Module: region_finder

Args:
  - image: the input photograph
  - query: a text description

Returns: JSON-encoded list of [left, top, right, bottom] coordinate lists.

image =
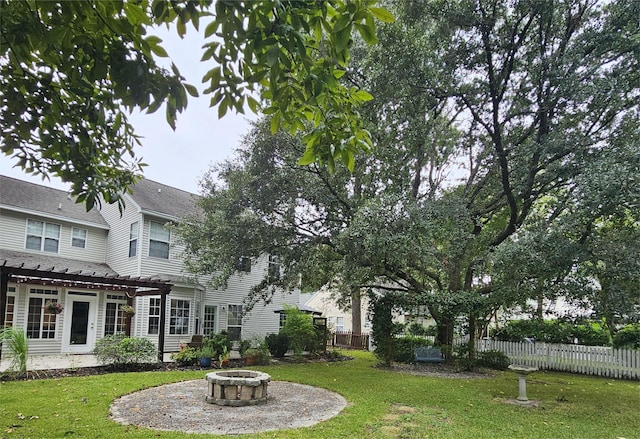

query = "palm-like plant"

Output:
[[0, 326, 29, 375]]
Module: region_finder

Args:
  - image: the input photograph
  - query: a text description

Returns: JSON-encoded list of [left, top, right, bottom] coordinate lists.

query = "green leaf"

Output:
[[369, 7, 395, 23], [184, 83, 199, 98], [355, 22, 377, 45], [353, 89, 374, 102], [298, 147, 317, 166]]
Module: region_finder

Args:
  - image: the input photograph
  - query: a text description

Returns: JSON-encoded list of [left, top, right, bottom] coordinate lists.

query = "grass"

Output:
[[0, 350, 638, 438]]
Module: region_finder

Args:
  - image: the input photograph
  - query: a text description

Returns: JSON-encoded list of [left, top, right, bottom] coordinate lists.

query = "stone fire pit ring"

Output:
[[205, 370, 271, 406]]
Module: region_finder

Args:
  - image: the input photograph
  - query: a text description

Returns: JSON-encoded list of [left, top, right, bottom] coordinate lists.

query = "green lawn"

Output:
[[1, 351, 638, 438]]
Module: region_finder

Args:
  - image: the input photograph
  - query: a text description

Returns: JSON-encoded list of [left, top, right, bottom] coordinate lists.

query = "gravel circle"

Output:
[[110, 379, 348, 435]]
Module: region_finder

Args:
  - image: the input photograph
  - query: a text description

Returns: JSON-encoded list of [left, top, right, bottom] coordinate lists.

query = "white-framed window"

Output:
[[104, 295, 127, 335], [149, 221, 170, 259], [202, 305, 217, 337], [237, 257, 251, 273], [169, 299, 189, 334], [71, 227, 87, 248], [25, 219, 60, 253], [26, 289, 59, 339], [268, 254, 280, 282], [129, 222, 138, 257], [4, 287, 16, 327], [336, 317, 345, 332], [148, 298, 161, 335], [227, 304, 243, 341]]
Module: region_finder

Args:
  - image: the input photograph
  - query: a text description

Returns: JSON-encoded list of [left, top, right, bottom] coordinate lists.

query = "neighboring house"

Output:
[[302, 290, 373, 334], [0, 176, 298, 359]]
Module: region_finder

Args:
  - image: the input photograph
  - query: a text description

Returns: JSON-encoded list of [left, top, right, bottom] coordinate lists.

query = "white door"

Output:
[[63, 292, 98, 353]]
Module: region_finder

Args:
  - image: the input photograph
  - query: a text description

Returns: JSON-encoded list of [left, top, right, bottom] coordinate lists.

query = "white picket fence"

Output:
[[477, 339, 640, 380]]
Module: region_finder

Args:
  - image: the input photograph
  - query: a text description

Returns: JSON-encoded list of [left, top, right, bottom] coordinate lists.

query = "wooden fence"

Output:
[[477, 339, 640, 380], [332, 331, 370, 350]]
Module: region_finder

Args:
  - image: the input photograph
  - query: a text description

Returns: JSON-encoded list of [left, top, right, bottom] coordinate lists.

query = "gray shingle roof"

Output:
[[0, 176, 108, 227], [128, 178, 198, 219], [0, 249, 118, 276]]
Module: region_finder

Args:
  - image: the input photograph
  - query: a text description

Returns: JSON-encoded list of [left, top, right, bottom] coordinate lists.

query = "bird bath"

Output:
[[508, 365, 537, 404]]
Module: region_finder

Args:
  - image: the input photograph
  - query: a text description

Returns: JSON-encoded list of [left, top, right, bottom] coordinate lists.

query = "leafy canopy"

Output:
[[0, 0, 391, 209]]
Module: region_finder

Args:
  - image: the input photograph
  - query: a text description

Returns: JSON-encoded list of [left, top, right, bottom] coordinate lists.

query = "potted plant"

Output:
[[119, 304, 136, 317], [198, 345, 215, 368], [218, 346, 230, 368], [44, 300, 63, 314], [243, 347, 270, 366]]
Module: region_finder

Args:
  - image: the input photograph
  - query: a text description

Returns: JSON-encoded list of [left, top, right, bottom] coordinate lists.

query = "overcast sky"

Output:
[[0, 23, 254, 195]]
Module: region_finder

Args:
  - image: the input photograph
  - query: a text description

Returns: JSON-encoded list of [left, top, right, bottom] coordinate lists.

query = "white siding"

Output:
[[100, 197, 142, 276], [0, 209, 108, 263]]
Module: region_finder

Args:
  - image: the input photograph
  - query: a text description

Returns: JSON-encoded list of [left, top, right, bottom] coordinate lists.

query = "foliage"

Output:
[[280, 306, 318, 354], [612, 324, 640, 350], [205, 331, 233, 360], [198, 345, 215, 359], [44, 300, 63, 314], [205, 1, 394, 173], [392, 336, 432, 364], [119, 304, 136, 316], [238, 339, 251, 356], [493, 320, 611, 346], [0, 326, 28, 375], [265, 332, 290, 358], [243, 347, 270, 366], [1, 351, 639, 439], [371, 295, 404, 366], [476, 350, 511, 371], [1, 0, 391, 209], [92, 333, 157, 366], [406, 322, 429, 337], [170, 345, 199, 366]]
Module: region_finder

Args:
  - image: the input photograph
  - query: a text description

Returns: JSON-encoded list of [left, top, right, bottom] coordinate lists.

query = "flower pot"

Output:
[[200, 357, 212, 368]]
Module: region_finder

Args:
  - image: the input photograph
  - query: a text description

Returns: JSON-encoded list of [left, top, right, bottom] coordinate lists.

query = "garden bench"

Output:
[[414, 346, 445, 368]]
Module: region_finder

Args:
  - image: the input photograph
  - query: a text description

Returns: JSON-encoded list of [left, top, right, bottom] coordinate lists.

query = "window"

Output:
[[227, 304, 243, 341], [202, 305, 217, 337], [129, 222, 138, 257], [149, 221, 170, 259], [26, 219, 60, 253], [336, 317, 345, 332], [148, 298, 161, 335], [169, 299, 189, 334], [26, 289, 59, 339], [104, 300, 127, 336], [268, 254, 280, 282], [237, 257, 251, 273], [71, 227, 87, 248], [4, 289, 16, 327]]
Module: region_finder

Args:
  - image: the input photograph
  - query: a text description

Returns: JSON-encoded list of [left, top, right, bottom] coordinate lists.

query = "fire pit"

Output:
[[205, 370, 271, 406]]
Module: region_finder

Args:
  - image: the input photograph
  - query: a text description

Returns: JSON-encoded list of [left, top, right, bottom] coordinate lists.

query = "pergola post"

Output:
[[0, 270, 9, 362], [158, 286, 170, 362]]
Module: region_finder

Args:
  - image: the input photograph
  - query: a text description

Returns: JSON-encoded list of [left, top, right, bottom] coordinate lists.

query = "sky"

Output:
[[0, 23, 255, 195]]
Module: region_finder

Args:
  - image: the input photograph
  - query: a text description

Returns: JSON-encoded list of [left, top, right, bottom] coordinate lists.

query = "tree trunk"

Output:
[[350, 286, 362, 334], [436, 316, 455, 361]]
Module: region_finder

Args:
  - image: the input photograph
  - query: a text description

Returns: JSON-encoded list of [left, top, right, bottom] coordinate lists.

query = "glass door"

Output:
[[63, 292, 98, 353]]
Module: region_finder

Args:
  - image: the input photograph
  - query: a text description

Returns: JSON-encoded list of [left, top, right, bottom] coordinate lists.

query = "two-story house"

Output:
[[0, 175, 298, 359]]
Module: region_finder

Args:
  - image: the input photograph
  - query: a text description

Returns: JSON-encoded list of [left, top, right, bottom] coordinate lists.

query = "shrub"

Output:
[[93, 334, 157, 366], [266, 332, 289, 357], [406, 322, 429, 337], [612, 324, 640, 350], [493, 320, 571, 344], [171, 345, 199, 366], [0, 326, 28, 375], [477, 350, 511, 370], [392, 335, 432, 363], [571, 322, 610, 346], [280, 306, 317, 354], [205, 331, 233, 359]]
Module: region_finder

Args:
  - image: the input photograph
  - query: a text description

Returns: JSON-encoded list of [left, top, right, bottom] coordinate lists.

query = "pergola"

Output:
[[0, 260, 173, 362]]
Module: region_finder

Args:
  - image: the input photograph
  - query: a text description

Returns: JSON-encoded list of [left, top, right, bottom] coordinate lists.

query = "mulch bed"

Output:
[[0, 353, 353, 382]]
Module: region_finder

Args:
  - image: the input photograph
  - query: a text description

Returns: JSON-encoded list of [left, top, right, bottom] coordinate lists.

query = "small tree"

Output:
[[280, 307, 317, 355]]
